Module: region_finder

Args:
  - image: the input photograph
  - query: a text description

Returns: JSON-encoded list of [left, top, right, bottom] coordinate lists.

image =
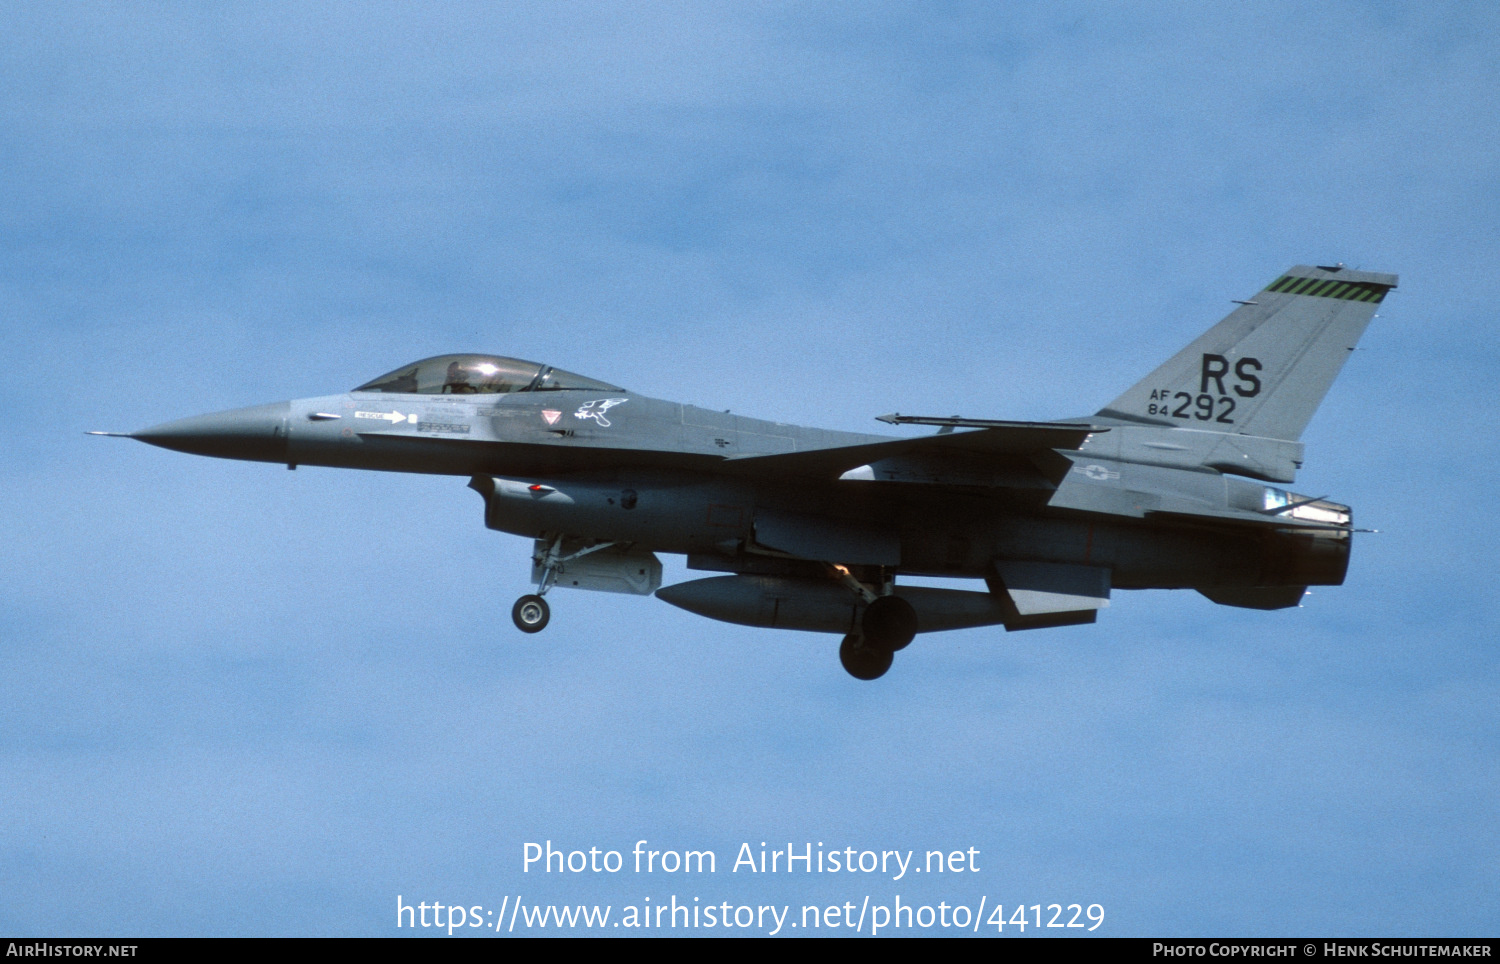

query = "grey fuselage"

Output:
[[134, 385, 1344, 596]]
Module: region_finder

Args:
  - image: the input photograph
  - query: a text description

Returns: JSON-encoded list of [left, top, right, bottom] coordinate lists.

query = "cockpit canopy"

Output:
[[353, 354, 624, 395]]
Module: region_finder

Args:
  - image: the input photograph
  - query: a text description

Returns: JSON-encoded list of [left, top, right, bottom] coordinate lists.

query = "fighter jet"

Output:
[[96, 264, 1394, 679]]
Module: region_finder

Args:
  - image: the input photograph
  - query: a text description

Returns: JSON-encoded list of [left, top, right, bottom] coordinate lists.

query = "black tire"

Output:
[[512, 594, 550, 633], [861, 595, 918, 652], [839, 634, 894, 680]]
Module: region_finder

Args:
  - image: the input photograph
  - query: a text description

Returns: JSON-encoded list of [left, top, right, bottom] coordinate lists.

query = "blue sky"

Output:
[[2, 2, 1496, 937]]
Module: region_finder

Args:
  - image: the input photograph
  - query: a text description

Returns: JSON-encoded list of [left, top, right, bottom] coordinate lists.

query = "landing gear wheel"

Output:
[[862, 595, 918, 652], [512, 594, 550, 633], [840, 634, 894, 681]]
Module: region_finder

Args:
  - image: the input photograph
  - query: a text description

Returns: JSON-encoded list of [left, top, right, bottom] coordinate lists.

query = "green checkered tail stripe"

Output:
[[1266, 275, 1391, 302]]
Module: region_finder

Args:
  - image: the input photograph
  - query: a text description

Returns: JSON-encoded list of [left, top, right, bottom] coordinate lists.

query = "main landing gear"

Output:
[[830, 566, 919, 680], [839, 634, 894, 680], [861, 594, 917, 652]]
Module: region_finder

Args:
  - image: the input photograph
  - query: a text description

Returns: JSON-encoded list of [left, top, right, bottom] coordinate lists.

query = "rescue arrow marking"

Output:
[[354, 411, 417, 423]]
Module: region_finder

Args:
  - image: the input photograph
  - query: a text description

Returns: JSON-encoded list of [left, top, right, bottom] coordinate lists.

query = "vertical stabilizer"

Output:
[[1098, 265, 1396, 441]]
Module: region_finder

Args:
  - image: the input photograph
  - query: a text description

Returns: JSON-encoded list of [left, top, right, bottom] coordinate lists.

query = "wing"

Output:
[[718, 420, 1105, 481]]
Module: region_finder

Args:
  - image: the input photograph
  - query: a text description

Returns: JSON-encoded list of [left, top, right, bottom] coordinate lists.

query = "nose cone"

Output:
[[133, 401, 291, 463]]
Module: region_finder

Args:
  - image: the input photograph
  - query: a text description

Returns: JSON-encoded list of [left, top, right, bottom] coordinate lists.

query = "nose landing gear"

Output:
[[511, 594, 550, 633], [511, 533, 563, 634]]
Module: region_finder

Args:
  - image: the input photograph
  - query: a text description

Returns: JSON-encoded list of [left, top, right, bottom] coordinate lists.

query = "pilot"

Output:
[[442, 361, 474, 394]]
